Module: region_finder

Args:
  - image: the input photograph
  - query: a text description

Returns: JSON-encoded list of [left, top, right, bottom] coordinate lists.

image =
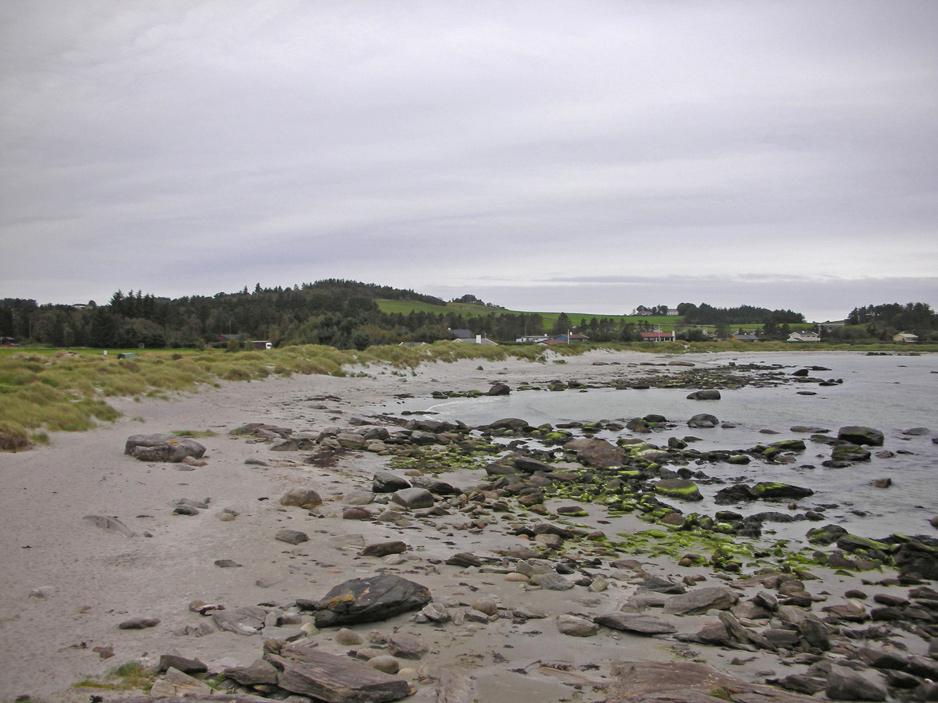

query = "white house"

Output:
[[787, 331, 820, 343], [893, 332, 919, 343]]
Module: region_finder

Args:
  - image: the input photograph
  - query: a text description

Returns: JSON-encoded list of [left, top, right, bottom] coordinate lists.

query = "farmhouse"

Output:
[[632, 306, 655, 316], [639, 330, 675, 342], [732, 332, 759, 342], [893, 332, 919, 343], [787, 331, 820, 343]]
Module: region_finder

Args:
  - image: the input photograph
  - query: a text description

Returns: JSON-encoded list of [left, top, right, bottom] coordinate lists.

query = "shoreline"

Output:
[[0, 349, 934, 702]]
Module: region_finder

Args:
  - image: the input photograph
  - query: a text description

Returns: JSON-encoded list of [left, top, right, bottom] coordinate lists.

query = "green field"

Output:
[[376, 299, 813, 332]]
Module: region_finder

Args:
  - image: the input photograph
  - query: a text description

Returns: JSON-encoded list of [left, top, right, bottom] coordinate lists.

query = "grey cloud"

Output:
[[1, 1, 937, 312]]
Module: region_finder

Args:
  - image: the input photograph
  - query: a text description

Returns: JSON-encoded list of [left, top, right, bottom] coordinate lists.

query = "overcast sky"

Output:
[[1, 1, 936, 321]]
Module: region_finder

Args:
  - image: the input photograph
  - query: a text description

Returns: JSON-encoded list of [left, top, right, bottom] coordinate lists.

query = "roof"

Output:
[[449, 328, 474, 339], [639, 331, 673, 339]]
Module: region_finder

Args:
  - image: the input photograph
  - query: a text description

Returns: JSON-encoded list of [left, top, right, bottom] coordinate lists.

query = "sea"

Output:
[[378, 352, 938, 542]]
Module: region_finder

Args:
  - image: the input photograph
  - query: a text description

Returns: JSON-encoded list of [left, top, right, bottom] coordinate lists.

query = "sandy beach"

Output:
[[0, 350, 934, 702]]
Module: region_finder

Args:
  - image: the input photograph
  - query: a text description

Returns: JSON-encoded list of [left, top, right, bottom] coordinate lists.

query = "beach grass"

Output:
[[1, 340, 934, 451]]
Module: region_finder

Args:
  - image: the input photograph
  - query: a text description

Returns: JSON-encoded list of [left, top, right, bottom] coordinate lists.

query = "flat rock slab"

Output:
[[212, 606, 267, 635], [608, 661, 816, 702], [314, 574, 432, 627], [664, 586, 739, 615], [594, 613, 677, 635], [276, 529, 310, 545], [269, 641, 410, 702], [564, 437, 625, 467]]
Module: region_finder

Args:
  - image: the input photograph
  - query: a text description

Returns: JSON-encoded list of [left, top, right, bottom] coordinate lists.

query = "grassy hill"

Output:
[[375, 299, 812, 333]]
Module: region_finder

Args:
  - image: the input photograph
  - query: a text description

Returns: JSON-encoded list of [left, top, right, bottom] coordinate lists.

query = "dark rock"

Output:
[[446, 552, 482, 568], [837, 426, 885, 446], [387, 633, 427, 659], [487, 382, 511, 396], [831, 443, 872, 463], [753, 482, 813, 500], [372, 471, 410, 493], [686, 390, 721, 400], [118, 616, 160, 629], [687, 413, 719, 428], [594, 612, 676, 635], [806, 524, 848, 546], [514, 455, 554, 473], [361, 541, 407, 557], [343, 507, 373, 520], [125, 434, 206, 463], [714, 484, 757, 504], [895, 537, 938, 581], [640, 575, 686, 594], [313, 574, 431, 627], [776, 673, 828, 695]]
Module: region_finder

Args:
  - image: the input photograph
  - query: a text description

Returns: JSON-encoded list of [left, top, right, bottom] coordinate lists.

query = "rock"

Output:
[[361, 541, 407, 558], [276, 529, 310, 545], [212, 606, 267, 635], [368, 655, 400, 674], [831, 443, 872, 463], [687, 413, 719, 429], [446, 552, 483, 568], [664, 586, 739, 615], [826, 666, 887, 701], [313, 574, 431, 627], [837, 426, 885, 446], [390, 487, 434, 509], [608, 660, 817, 702], [149, 667, 212, 698], [557, 614, 598, 637], [714, 484, 757, 504], [224, 658, 279, 686], [775, 673, 829, 695], [343, 507, 373, 520], [487, 382, 511, 396], [372, 471, 410, 493], [686, 389, 721, 400], [280, 489, 323, 510], [335, 628, 364, 646], [387, 633, 427, 659], [752, 482, 813, 500], [564, 437, 625, 467], [158, 654, 207, 674], [594, 613, 676, 635], [82, 514, 136, 537], [472, 597, 499, 616], [654, 478, 702, 501], [268, 640, 410, 702], [514, 455, 554, 473], [531, 572, 573, 591], [214, 559, 241, 568], [870, 478, 892, 488], [118, 616, 160, 629], [124, 433, 206, 463], [806, 523, 848, 545], [640, 575, 686, 594], [894, 537, 938, 581]]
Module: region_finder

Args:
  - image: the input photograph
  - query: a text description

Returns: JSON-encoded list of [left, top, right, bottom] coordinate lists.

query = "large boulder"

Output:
[[564, 438, 624, 467], [487, 382, 511, 396], [687, 414, 719, 429], [280, 489, 323, 510], [664, 586, 739, 615], [313, 574, 432, 627], [390, 487, 434, 509], [372, 471, 410, 493], [837, 426, 885, 446], [124, 434, 206, 463], [826, 666, 887, 701], [268, 640, 410, 702]]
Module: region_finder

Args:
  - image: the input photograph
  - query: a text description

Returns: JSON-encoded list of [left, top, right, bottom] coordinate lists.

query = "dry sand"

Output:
[[0, 350, 923, 702]]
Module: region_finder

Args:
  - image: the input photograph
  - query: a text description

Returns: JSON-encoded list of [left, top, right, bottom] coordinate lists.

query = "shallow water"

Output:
[[380, 352, 938, 541]]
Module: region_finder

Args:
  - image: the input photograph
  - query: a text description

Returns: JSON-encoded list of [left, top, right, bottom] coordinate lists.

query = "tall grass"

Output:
[[1, 340, 933, 451]]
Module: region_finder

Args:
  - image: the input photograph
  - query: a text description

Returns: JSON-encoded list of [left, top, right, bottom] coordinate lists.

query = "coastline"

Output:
[[0, 349, 934, 702]]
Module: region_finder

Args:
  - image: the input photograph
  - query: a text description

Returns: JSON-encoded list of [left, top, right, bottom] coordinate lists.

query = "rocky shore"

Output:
[[0, 351, 935, 703]]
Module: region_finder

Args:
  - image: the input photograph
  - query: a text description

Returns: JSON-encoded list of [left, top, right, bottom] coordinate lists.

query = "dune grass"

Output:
[[1, 340, 933, 451]]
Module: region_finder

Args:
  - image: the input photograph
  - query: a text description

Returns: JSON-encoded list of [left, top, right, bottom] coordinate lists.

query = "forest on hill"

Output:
[[0, 279, 934, 349]]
